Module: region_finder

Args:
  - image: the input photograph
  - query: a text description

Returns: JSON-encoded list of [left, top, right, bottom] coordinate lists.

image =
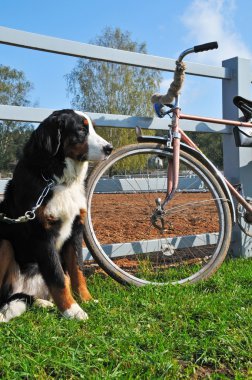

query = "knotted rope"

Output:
[[151, 61, 186, 105]]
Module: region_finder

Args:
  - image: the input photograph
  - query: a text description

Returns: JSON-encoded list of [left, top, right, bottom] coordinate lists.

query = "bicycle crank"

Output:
[[237, 200, 252, 237], [150, 198, 165, 232], [151, 197, 175, 233]]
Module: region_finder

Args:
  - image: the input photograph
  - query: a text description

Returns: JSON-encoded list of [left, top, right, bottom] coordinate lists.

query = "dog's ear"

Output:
[[24, 110, 76, 159], [38, 113, 64, 156], [30, 111, 72, 156]]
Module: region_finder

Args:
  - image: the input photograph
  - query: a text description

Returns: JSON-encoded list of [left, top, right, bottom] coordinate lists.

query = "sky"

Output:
[[0, 0, 252, 118]]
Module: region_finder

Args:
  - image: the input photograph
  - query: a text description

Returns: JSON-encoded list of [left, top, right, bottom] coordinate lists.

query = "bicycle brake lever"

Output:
[[154, 103, 164, 118], [153, 103, 172, 118]]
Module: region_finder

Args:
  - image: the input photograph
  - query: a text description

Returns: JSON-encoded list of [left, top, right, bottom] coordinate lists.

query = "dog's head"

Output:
[[31, 109, 113, 162]]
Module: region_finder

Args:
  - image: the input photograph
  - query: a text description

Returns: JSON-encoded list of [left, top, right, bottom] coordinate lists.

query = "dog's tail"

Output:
[[0, 293, 34, 323]]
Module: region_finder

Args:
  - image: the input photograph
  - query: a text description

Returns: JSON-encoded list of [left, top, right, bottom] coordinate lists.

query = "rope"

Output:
[[151, 61, 186, 105]]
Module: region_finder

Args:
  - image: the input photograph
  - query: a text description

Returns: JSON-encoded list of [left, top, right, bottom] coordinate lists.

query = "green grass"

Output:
[[1, 258, 252, 379]]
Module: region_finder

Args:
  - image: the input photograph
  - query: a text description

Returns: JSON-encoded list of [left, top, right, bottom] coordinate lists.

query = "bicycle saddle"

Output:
[[233, 96, 252, 121]]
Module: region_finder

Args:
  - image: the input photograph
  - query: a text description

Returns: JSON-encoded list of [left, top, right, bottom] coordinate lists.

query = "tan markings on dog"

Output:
[[73, 268, 92, 302], [62, 244, 92, 302], [64, 140, 88, 161], [0, 240, 16, 288], [36, 206, 59, 230], [49, 275, 76, 312], [79, 208, 87, 225], [83, 118, 89, 126]]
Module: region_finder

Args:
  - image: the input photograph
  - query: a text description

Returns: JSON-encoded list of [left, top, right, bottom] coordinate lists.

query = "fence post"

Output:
[[222, 57, 252, 257]]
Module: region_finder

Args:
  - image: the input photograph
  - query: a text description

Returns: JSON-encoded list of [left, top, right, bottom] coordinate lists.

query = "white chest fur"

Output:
[[44, 158, 88, 251]]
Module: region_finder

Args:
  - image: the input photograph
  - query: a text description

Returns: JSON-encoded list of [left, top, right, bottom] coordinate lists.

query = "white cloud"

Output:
[[181, 0, 252, 65]]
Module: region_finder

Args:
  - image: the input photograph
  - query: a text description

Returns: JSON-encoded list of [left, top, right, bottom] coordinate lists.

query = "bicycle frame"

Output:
[[167, 94, 252, 215], [83, 41, 251, 286]]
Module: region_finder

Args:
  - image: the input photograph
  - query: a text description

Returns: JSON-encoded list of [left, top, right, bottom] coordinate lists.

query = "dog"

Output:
[[0, 109, 113, 322]]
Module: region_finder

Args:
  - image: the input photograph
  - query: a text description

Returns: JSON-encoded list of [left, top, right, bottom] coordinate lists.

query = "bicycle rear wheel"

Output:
[[83, 143, 232, 286]]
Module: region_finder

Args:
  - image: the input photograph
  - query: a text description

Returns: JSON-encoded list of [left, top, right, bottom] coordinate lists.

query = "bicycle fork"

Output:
[[151, 107, 181, 232]]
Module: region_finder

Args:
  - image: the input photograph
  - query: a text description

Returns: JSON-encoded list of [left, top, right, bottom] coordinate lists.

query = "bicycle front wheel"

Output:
[[83, 143, 232, 286]]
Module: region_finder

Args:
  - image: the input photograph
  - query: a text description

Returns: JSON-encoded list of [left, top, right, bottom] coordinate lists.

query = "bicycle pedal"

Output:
[[161, 243, 175, 256]]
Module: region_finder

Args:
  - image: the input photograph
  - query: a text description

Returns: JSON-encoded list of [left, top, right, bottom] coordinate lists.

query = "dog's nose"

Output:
[[103, 144, 113, 156]]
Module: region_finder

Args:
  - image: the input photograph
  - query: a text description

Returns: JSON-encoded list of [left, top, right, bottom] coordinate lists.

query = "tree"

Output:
[[187, 132, 223, 169], [0, 65, 33, 174], [66, 28, 222, 173], [66, 27, 161, 149]]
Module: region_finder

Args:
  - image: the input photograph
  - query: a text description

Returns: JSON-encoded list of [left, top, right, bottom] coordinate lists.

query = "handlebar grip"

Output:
[[194, 42, 218, 53]]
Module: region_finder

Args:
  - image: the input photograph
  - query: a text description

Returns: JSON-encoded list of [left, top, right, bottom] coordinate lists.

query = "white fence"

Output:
[[0, 179, 8, 196], [93, 175, 204, 193], [0, 175, 204, 197], [0, 26, 252, 256]]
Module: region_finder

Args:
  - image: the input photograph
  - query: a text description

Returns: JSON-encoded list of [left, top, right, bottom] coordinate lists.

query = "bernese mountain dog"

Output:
[[0, 109, 113, 322]]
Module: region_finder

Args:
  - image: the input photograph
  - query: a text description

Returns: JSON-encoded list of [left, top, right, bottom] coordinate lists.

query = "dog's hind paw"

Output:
[[62, 303, 88, 321], [0, 312, 6, 323], [34, 299, 54, 308]]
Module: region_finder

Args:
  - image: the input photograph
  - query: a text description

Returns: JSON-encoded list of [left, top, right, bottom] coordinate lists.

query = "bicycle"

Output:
[[83, 42, 252, 286]]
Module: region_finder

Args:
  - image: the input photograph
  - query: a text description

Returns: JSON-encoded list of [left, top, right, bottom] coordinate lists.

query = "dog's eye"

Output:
[[78, 126, 88, 136]]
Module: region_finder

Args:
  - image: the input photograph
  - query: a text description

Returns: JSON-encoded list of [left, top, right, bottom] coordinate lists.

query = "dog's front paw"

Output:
[[62, 303, 88, 321]]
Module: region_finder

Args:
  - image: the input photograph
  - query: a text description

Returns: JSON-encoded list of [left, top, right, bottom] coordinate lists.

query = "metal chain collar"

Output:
[[0, 178, 55, 224]]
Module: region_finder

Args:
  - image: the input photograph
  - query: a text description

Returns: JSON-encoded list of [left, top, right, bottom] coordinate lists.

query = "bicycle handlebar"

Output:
[[193, 41, 218, 53], [178, 41, 218, 62], [151, 41, 219, 113]]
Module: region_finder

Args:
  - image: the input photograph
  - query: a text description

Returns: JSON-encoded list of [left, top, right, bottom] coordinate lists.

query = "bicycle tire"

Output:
[[83, 143, 232, 286]]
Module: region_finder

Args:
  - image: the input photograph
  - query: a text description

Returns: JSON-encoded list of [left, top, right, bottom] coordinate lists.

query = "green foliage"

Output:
[[0, 65, 33, 174], [66, 28, 224, 169], [0, 65, 32, 107], [0, 258, 252, 379], [66, 27, 161, 149], [0, 122, 33, 172], [187, 132, 223, 169]]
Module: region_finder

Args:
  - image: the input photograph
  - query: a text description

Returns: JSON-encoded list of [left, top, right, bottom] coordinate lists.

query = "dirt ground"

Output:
[[87, 192, 219, 245]]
